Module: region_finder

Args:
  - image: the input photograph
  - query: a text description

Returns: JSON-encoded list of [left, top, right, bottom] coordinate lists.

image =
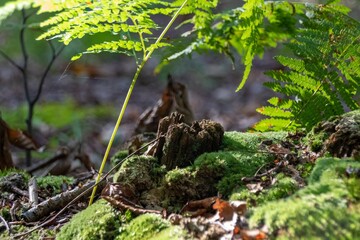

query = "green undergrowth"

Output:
[[37, 175, 74, 194], [57, 199, 125, 240], [0, 168, 30, 180], [249, 157, 360, 239], [115, 214, 171, 240]]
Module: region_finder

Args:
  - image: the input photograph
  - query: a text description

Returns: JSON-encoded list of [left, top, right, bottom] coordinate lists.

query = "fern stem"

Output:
[[88, 0, 189, 205], [130, 16, 146, 60]]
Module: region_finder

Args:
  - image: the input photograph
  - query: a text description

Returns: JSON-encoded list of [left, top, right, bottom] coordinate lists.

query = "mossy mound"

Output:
[[221, 131, 288, 151], [113, 155, 166, 192], [249, 157, 360, 239], [57, 199, 122, 240], [161, 131, 288, 207], [115, 213, 169, 240]]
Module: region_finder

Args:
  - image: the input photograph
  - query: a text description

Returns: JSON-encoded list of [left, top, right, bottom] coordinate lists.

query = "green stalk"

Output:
[[89, 0, 188, 205]]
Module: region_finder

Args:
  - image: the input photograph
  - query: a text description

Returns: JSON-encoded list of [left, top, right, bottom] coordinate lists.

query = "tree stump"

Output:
[[152, 112, 224, 170]]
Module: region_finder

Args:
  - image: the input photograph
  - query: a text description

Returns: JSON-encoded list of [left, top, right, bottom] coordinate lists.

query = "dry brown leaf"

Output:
[[0, 118, 38, 150], [212, 198, 235, 221]]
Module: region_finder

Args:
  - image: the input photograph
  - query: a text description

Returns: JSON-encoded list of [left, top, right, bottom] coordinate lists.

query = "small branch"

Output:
[[28, 177, 39, 206], [0, 49, 23, 71], [20, 9, 30, 103], [0, 215, 11, 235], [31, 42, 65, 105], [22, 179, 106, 222]]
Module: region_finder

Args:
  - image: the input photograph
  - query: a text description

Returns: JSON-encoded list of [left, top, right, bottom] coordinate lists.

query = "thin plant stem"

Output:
[[88, 0, 189, 205]]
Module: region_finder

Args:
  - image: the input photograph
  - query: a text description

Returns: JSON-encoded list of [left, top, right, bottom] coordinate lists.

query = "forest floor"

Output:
[[0, 49, 359, 239]]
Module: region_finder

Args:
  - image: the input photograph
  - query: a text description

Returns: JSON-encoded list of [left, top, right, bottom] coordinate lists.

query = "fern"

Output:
[[35, 0, 177, 61], [164, 0, 306, 90], [254, 3, 360, 131]]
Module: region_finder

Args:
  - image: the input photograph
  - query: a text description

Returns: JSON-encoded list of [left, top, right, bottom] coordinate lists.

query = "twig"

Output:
[[0, 215, 11, 235], [0, 49, 22, 71], [28, 177, 39, 206], [22, 179, 106, 222], [12, 135, 163, 239], [241, 164, 281, 183]]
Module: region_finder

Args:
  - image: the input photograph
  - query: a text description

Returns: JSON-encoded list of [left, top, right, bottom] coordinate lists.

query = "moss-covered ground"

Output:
[[2, 119, 359, 239]]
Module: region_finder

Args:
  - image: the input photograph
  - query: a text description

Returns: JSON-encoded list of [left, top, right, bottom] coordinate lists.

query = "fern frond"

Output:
[[256, 6, 360, 131], [253, 118, 297, 132], [37, 0, 175, 61], [164, 0, 312, 91]]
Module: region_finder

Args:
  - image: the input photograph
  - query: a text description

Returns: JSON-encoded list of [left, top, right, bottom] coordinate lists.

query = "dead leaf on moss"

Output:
[[212, 198, 235, 221]]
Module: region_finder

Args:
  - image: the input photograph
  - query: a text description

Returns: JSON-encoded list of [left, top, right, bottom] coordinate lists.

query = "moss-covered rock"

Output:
[[113, 155, 165, 192], [160, 131, 289, 208], [221, 131, 288, 151], [304, 110, 360, 157], [249, 157, 360, 239], [57, 199, 122, 240]]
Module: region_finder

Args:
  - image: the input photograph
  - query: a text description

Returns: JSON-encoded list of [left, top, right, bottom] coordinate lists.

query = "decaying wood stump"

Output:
[[152, 112, 224, 170]]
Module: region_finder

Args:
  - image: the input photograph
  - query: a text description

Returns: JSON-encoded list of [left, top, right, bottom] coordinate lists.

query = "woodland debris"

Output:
[[152, 112, 224, 170], [28, 177, 39, 206], [22, 180, 106, 222], [0, 173, 29, 197], [134, 75, 194, 134]]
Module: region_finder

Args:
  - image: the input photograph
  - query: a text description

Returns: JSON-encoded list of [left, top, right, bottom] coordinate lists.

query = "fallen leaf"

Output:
[[212, 198, 234, 221], [0, 118, 38, 150]]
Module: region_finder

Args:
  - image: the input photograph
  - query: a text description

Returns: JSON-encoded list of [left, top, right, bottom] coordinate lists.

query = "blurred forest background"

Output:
[[0, 0, 359, 168]]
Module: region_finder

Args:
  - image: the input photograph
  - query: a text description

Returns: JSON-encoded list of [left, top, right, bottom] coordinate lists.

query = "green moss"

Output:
[[309, 157, 360, 184], [164, 167, 194, 184], [111, 150, 129, 166], [37, 175, 74, 194], [57, 199, 122, 240], [0, 168, 30, 181], [249, 157, 360, 239], [221, 131, 287, 151], [194, 150, 276, 196], [115, 214, 171, 240], [150, 225, 191, 240], [113, 155, 162, 191]]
